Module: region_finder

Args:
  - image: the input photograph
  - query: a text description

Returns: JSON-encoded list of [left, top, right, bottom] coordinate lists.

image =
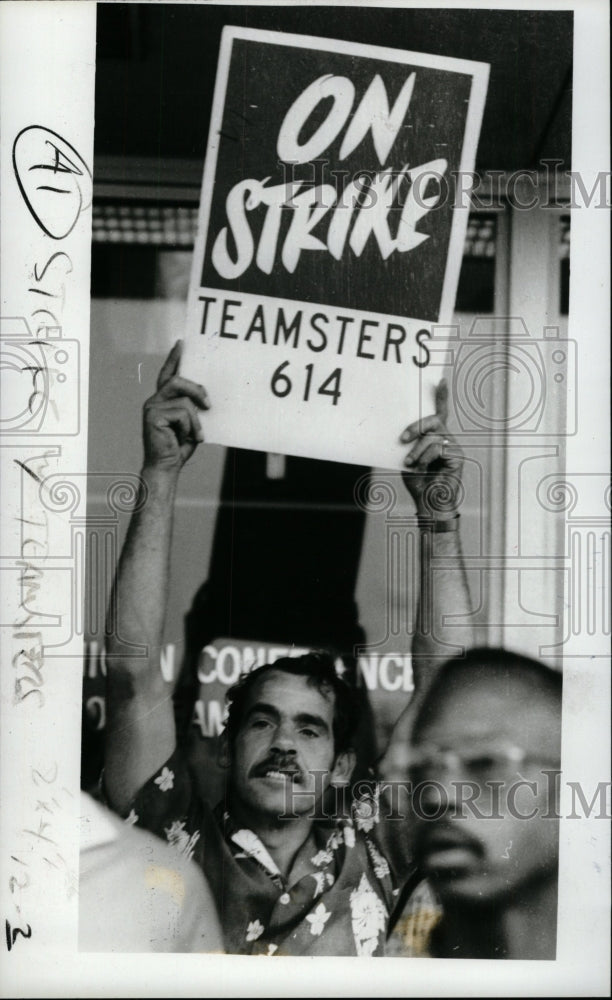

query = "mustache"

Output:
[[249, 753, 305, 783]]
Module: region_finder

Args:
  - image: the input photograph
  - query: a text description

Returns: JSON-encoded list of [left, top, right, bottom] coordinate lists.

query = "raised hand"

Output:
[[400, 378, 464, 520], [143, 340, 210, 473]]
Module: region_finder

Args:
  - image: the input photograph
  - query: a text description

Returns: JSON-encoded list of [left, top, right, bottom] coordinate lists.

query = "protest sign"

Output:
[[183, 27, 489, 468]]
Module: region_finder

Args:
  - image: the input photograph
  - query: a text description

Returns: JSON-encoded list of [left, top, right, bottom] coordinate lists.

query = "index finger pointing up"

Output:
[[435, 377, 449, 424], [157, 339, 182, 390]]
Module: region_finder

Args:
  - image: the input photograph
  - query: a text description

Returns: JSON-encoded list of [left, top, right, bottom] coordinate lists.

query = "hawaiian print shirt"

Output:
[[385, 879, 443, 957], [125, 748, 420, 956]]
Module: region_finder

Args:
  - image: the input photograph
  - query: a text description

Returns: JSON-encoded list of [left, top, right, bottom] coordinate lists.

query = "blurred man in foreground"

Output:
[[80, 792, 223, 952], [386, 648, 562, 959]]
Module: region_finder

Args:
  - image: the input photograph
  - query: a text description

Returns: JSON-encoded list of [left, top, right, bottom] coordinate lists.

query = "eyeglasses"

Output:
[[407, 741, 561, 783]]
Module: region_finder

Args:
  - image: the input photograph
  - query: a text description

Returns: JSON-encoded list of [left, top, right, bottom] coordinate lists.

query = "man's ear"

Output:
[[330, 749, 356, 787], [217, 731, 231, 769]]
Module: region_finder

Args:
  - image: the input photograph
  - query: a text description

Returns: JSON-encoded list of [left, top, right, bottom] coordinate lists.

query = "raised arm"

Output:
[[104, 342, 209, 813], [381, 380, 474, 776]]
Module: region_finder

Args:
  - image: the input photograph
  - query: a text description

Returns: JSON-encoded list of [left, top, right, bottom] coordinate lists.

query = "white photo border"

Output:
[[0, 0, 609, 996]]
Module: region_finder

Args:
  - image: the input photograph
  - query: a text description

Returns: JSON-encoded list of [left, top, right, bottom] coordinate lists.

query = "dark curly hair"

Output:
[[224, 651, 358, 756]]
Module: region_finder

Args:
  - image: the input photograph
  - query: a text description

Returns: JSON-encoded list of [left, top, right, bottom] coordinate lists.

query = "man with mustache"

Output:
[[386, 648, 562, 959], [103, 341, 472, 955]]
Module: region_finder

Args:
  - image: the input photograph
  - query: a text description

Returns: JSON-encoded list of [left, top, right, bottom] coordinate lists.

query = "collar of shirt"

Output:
[[215, 805, 352, 892]]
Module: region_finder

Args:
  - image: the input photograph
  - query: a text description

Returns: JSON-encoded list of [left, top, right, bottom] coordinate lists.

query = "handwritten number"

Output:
[[5, 920, 32, 952], [12, 125, 92, 239], [49, 141, 84, 177]]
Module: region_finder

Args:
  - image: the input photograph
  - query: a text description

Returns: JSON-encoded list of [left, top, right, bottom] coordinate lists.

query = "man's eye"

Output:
[[300, 728, 319, 738], [251, 719, 271, 730]]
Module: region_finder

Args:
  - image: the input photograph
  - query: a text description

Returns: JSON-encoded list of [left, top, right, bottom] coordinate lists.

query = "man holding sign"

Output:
[[103, 341, 473, 955]]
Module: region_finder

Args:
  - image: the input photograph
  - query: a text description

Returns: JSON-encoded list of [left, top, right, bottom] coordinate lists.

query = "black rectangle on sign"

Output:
[[200, 36, 474, 323]]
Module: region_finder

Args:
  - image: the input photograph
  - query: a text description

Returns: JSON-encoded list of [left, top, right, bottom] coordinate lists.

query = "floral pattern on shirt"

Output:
[[310, 848, 334, 867], [154, 766, 175, 792], [306, 902, 332, 936], [326, 829, 344, 852], [310, 870, 335, 897], [164, 819, 200, 861], [365, 838, 391, 880], [246, 919, 265, 942], [126, 750, 421, 956], [231, 828, 281, 878], [343, 824, 356, 849], [352, 786, 380, 832], [350, 873, 388, 956]]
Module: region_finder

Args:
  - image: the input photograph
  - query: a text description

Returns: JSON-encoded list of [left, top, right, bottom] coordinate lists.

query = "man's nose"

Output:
[[416, 774, 450, 817], [270, 724, 297, 754]]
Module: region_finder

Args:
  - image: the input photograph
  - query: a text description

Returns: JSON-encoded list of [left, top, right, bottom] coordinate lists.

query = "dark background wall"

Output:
[[94, 5, 572, 170]]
